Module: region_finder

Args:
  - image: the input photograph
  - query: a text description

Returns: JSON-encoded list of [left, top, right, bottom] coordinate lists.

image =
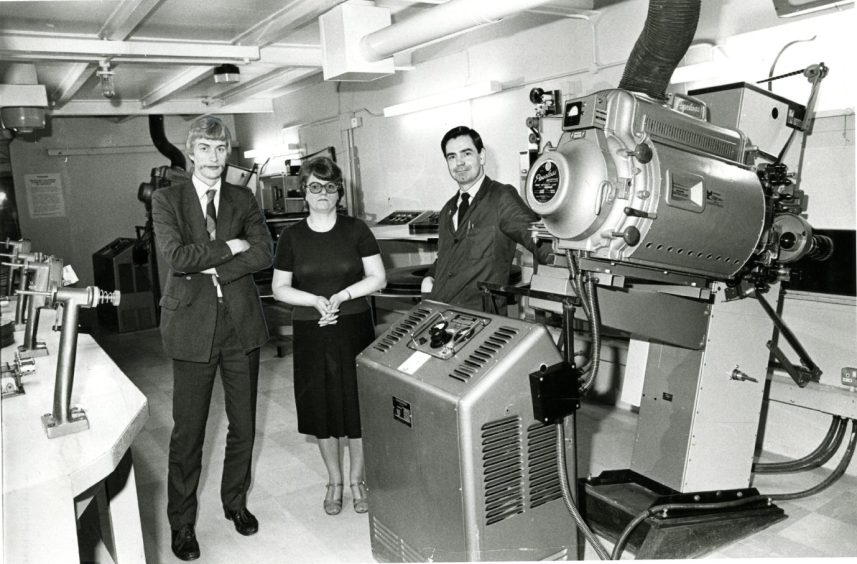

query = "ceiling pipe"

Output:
[[359, 0, 553, 63]]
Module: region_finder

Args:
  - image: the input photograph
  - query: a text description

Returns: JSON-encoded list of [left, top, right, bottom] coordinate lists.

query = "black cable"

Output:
[[754, 415, 844, 473], [579, 274, 602, 393], [766, 418, 857, 501], [563, 250, 595, 376], [611, 496, 772, 560], [757, 68, 807, 84], [556, 422, 611, 560], [764, 36, 816, 92], [800, 420, 848, 471], [775, 67, 823, 163], [565, 250, 591, 320]]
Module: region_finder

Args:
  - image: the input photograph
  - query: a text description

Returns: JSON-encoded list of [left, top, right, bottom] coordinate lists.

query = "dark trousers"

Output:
[[167, 300, 260, 529]]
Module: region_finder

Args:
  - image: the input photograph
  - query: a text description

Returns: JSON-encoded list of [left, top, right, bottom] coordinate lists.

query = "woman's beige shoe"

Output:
[[351, 482, 369, 514], [324, 483, 343, 515]]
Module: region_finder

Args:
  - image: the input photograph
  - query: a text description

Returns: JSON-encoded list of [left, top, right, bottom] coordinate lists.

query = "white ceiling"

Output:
[[0, 0, 598, 117]]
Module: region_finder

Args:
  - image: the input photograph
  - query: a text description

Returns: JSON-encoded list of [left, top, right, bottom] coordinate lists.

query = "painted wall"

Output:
[[9, 114, 238, 287]]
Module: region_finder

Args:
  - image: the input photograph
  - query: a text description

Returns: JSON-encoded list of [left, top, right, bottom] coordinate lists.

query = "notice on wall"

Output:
[[25, 173, 66, 218]]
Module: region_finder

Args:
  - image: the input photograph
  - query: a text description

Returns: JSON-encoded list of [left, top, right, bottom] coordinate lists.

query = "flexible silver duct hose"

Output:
[[579, 274, 602, 393], [617, 0, 701, 101], [565, 250, 591, 320], [556, 422, 611, 560], [563, 250, 602, 391]]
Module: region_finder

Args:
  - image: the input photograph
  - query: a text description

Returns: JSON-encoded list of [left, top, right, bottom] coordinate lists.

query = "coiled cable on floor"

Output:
[[754, 415, 846, 473], [765, 418, 857, 501], [556, 422, 611, 560], [611, 496, 772, 560]]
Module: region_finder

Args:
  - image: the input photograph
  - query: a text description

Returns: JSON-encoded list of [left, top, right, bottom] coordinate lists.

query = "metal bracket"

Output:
[[755, 291, 822, 387]]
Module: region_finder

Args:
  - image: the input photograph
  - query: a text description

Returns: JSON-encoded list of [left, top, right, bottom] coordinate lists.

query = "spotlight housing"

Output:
[[213, 64, 240, 84]]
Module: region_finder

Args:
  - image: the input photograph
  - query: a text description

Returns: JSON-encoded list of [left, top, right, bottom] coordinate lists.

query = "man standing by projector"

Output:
[[421, 125, 550, 310], [152, 115, 272, 561]]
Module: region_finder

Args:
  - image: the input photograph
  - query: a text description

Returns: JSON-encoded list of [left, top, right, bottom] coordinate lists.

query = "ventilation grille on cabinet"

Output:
[[527, 423, 563, 509], [481, 416, 524, 526], [449, 326, 519, 382], [371, 516, 424, 562], [373, 307, 432, 353]]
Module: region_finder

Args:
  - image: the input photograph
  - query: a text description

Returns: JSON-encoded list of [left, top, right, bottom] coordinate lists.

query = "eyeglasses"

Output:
[[306, 182, 339, 194]]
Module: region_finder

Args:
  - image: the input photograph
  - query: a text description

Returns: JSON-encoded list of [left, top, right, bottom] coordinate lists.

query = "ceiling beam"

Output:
[[232, 0, 348, 47], [140, 66, 211, 108], [0, 34, 259, 64], [217, 67, 320, 104], [258, 44, 323, 67], [530, 0, 594, 13], [51, 62, 97, 107], [100, 0, 166, 41], [263, 72, 324, 99], [48, 97, 273, 116]]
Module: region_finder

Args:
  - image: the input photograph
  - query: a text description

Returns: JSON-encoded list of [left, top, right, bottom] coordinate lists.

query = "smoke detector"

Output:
[[213, 64, 240, 84]]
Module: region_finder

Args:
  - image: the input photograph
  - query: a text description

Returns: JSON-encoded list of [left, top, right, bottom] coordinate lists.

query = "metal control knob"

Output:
[[607, 226, 641, 246], [624, 142, 653, 164]]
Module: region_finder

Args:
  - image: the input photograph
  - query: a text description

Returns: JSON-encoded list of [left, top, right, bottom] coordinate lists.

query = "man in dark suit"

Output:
[[152, 116, 273, 561], [422, 125, 551, 310]]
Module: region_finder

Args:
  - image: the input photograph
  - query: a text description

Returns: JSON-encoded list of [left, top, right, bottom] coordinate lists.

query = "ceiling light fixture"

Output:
[[213, 64, 241, 84], [383, 81, 502, 117], [96, 61, 115, 99], [771, 0, 852, 17]]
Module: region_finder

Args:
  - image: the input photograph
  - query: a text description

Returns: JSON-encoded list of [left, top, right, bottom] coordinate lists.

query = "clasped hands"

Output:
[[314, 289, 351, 327]]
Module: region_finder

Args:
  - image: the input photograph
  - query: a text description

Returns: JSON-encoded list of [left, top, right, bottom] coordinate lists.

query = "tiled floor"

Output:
[[87, 315, 857, 563]]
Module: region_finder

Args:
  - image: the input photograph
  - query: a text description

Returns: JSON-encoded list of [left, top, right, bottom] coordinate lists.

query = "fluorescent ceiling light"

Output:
[[383, 81, 502, 117], [771, 0, 853, 17], [244, 143, 305, 161]]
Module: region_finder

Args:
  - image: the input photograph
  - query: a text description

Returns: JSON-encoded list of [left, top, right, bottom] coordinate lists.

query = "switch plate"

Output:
[[842, 367, 857, 388]]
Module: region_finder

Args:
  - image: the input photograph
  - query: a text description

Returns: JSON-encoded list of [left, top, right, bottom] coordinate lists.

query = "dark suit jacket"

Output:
[[152, 180, 273, 362], [427, 176, 550, 309]]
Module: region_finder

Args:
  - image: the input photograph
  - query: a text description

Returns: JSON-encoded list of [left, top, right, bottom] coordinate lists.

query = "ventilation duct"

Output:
[[148, 114, 186, 170], [617, 0, 701, 101], [321, 0, 553, 81], [360, 0, 554, 63]]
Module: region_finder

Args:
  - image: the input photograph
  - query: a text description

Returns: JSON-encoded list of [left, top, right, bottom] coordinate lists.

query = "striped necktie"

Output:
[[205, 189, 217, 240]]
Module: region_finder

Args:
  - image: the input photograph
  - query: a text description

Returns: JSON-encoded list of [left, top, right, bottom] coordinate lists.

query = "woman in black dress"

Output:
[[271, 156, 386, 515]]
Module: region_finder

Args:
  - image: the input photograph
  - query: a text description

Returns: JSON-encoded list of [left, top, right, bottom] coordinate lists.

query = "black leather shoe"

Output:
[[224, 507, 259, 536], [171, 524, 200, 561]]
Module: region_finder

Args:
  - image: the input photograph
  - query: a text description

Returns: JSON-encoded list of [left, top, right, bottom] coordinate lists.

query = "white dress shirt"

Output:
[[453, 173, 484, 231], [192, 175, 223, 296]]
